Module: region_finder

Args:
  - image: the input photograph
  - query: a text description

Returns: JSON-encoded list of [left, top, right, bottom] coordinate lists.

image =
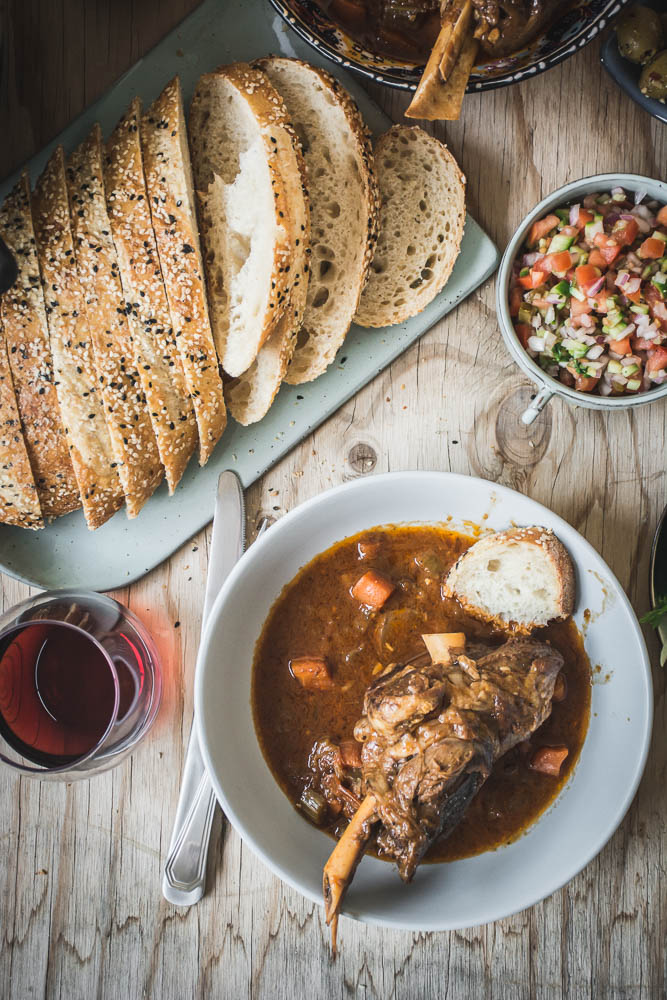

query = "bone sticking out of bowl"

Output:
[[323, 793, 378, 955]]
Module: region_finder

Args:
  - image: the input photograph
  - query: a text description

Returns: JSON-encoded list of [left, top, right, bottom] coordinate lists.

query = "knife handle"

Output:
[[162, 726, 216, 905]]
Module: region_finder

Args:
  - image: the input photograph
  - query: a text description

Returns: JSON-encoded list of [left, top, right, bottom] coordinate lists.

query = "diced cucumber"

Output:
[[552, 280, 571, 298], [555, 208, 570, 224], [626, 379, 642, 391], [519, 267, 530, 277], [518, 305, 533, 324], [562, 339, 588, 358], [607, 359, 623, 374], [570, 284, 586, 302], [548, 232, 575, 253], [651, 230, 667, 243], [621, 364, 639, 377], [631, 303, 650, 314]]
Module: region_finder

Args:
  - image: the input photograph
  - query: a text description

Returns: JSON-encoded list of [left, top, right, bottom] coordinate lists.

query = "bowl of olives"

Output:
[[601, 1, 667, 123]]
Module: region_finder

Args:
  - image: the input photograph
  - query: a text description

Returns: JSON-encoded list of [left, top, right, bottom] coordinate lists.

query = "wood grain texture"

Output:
[[1, 2, 666, 997]]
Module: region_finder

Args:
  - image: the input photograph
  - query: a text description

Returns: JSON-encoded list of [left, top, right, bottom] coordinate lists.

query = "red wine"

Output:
[[0, 622, 117, 766]]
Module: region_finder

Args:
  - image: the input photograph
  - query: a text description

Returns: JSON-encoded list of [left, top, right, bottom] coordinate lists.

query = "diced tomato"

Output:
[[559, 225, 579, 240], [351, 570, 395, 608], [530, 745, 569, 776], [589, 288, 613, 313], [573, 374, 600, 392], [646, 346, 667, 373], [534, 250, 573, 274], [575, 264, 601, 293], [656, 206, 667, 227], [611, 336, 632, 356], [588, 248, 608, 270], [632, 335, 658, 351], [645, 284, 667, 329], [573, 207, 594, 229], [514, 323, 532, 349], [509, 285, 523, 317], [610, 218, 639, 246], [527, 213, 560, 248], [290, 657, 334, 691], [638, 237, 666, 260], [518, 270, 544, 290], [593, 233, 622, 266], [570, 296, 593, 318]]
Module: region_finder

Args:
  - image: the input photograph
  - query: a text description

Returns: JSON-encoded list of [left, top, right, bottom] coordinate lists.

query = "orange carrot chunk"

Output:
[[339, 740, 362, 769], [530, 745, 569, 776], [290, 656, 334, 691], [351, 570, 395, 608]]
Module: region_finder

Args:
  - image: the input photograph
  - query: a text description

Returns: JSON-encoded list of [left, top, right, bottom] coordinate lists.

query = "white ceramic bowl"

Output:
[[195, 472, 652, 931], [496, 173, 667, 425]]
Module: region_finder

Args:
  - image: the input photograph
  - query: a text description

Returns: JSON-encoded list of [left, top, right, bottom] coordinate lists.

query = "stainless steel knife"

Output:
[[162, 469, 245, 906]]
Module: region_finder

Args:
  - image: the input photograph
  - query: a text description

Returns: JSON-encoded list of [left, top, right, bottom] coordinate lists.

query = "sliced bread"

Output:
[[105, 99, 198, 494], [189, 63, 295, 377], [257, 57, 380, 384], [0, 330, 43, 529], [443, 527, 576, 633], [226, 75, 311, 425], [32, 147, 124, 530], [354, 125, 465, 328], [67, 125, 164, 518], [142, 77, 226, 463], [0, 173, 80, 519]]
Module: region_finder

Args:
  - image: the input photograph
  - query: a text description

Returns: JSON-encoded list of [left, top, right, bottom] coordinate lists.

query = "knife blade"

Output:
[[162, 470, 245, 906]]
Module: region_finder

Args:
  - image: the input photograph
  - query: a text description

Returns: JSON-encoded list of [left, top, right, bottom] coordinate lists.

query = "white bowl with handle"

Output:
[[496, 173, 667, 425], [195, 471, 652, 930]]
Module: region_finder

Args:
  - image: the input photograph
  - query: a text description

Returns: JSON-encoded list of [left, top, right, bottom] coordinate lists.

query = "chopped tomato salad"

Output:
[[510, 188, 667, 396]]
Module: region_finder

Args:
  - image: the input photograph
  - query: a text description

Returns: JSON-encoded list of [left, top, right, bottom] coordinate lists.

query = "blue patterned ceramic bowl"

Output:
[[269, 0, 631, 92]]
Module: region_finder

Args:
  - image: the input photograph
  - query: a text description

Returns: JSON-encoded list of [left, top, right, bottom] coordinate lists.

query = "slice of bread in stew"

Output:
[[443, 527, 575, 633]]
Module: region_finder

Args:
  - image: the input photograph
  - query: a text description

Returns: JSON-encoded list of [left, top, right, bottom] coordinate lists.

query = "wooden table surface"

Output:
[[1, 2, 665, 997]]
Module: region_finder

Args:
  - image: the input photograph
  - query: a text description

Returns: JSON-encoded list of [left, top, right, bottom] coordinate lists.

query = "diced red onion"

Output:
[[611, 374, 628, 385], [634, 189, 647, 205], [587, 275, 605, 296], [625, 276, 641, 294], [617, 323, 636, 338], [598, 380, 613, 396], [633, 204, 654, 222], [569, 204, 580, 226], [523, 252, 541, 266], [587, 344, 604, 359], [611, 187, 626, 197], [630, 211, 651, 234], [528, 336, 545, 352], [615, 270, 629, 287], [545, 293, 562, 304], [579, 313, 596, 329]]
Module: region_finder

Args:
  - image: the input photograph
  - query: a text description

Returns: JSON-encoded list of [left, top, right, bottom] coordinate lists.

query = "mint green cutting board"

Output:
[[0, 0, 499, 591]]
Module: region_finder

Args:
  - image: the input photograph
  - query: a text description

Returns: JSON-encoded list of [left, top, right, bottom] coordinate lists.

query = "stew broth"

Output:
[[252, 525, 591, 863]]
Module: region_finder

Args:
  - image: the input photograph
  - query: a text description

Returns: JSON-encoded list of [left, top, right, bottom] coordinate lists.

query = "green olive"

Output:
[[639, 48, 667, 101], [616, 5, 663, 65]]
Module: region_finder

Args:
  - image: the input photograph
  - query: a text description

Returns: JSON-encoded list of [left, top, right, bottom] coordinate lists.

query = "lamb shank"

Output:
[[314, 633, 564, 946]]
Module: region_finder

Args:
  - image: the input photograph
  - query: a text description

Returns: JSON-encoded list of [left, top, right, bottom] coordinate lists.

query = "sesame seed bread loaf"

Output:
[[142, 78, 226, 463], [67, 125, 164, 518], [0, 173, 80, 519], [443, 527, 576, 634], [257, 58, 380, 385], [0, 331, 43, 528], [226, 73, 311, 426], [354, 126, 465, 328], [105, 99, 198, 494], [32, 147, 124, 530], [189, 63, 295, 378]]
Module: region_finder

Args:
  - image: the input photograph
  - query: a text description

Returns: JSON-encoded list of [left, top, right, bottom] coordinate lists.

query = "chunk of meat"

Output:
[[290, 656, 334, 691], [351, 570, 395, 608], [552, 672, 567, 702], [530, 745, 569, 776], [340, 740, 362, 769]]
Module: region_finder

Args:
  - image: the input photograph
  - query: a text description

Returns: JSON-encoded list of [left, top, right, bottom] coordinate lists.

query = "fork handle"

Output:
[[162, 725, 217, 905]]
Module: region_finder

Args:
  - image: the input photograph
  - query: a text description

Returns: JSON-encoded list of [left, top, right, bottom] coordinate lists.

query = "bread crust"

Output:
[[257, 58, 380, 385], [443, 527, 576, 634], [189, 63, 295, 375], [354, 125, 466, 329], [227, 65, 312, 425], [142, 77, 226, 463], [0, 173, 80, 519], [105, 99, 198, 494], [33, 147, 124, 530], [0, 331, 43, 528], [67, 125, 164, 518]]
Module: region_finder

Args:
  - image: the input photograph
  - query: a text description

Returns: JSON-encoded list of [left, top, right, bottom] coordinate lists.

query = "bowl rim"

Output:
[[267, 0, 632, 93], [194, 470, 653, 930], [496, 172, 667, 412]]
